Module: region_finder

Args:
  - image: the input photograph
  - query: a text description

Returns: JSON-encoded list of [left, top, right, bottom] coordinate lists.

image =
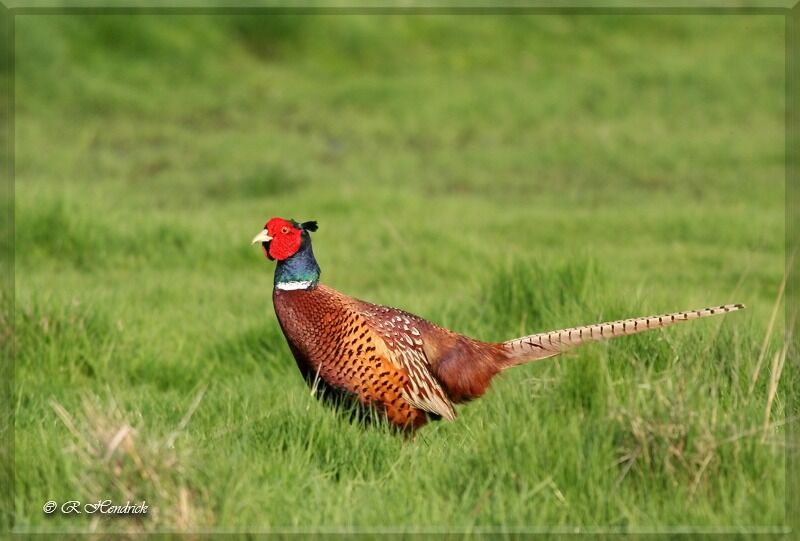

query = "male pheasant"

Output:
[[252, 217, 744, 432]]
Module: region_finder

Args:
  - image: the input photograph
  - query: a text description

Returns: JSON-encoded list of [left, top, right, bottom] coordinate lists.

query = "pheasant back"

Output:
[[272, 284, 745, 432], [273, 285, 513, 430]]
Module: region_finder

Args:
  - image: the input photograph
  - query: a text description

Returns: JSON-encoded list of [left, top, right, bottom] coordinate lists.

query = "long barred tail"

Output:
[[502, 303, 745, 366]]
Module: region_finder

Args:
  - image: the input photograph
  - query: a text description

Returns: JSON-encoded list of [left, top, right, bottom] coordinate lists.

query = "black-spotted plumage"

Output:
[[255, 217, 746, 432]]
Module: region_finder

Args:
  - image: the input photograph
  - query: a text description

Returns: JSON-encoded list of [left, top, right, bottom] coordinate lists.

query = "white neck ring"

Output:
[[275, 280, 314, 291]]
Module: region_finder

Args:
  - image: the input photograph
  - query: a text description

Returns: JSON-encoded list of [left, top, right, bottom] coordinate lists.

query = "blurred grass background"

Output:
[[12, 13, 790, 533]]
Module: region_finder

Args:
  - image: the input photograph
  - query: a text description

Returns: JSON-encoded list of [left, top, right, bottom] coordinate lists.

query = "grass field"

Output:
[[11, 13, 791, 533]]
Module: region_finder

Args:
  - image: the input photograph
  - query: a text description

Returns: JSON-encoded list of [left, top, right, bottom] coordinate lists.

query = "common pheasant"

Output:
[[252, 217, 745, 432]]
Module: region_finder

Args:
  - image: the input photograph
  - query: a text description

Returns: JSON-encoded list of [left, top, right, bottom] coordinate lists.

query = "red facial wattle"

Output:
[[265, 218, 303, 261]]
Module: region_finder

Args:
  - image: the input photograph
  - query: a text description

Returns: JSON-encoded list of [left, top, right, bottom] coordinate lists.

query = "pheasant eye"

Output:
[[281, 226, 290, 235]]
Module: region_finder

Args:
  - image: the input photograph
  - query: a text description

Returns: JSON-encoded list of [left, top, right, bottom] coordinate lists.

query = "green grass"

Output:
[[11, 13, 790, 533]]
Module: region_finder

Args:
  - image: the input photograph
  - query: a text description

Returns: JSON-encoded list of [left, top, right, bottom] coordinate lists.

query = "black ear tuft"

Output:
[[301, 221, 318, 232]]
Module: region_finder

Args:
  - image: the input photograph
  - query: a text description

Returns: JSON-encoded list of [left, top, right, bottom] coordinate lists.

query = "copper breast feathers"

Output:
[[272, 285, 456, 425]]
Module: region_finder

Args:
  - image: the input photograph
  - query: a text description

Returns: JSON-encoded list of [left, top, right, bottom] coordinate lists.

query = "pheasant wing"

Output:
[[358, 303, 457, 421]]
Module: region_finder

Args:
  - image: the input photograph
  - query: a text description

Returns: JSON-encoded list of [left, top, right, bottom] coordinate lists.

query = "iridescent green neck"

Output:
[[274, 236, 320, 289]]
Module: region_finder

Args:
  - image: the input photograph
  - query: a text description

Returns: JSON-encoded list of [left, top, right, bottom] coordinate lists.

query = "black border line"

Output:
[[7, 6, 794, 15], [3, 2, 796, 536], [787, 2, 799, 537], [0, 1, 12, 536]]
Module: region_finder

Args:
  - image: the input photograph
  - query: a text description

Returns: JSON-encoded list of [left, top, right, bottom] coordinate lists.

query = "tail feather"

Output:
[[502, 303, 745, 366]]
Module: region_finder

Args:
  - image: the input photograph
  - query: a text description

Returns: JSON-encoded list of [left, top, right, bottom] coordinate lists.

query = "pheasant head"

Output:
[[252, 217, 321, 290]]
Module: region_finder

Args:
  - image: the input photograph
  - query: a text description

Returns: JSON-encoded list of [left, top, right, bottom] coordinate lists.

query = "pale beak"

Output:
[[251, 230, 273, 245]]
